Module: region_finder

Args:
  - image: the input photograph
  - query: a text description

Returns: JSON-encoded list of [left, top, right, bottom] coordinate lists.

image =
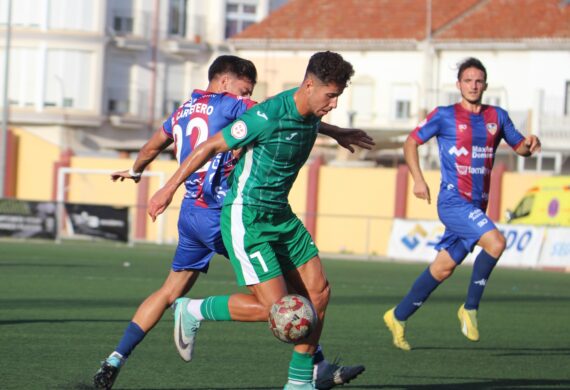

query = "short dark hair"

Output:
[[208, 55, 257, 85], [305, 51, 354, 88], [457, 57, 487, 81]]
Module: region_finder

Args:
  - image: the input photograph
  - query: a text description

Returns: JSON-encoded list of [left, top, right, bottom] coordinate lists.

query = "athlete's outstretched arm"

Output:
[[515, 135, 541, 157], [319, 122, 375, 153], [111, 129, 172, 183], [148, 132, 230, 221], [404, 135, 431, 204]]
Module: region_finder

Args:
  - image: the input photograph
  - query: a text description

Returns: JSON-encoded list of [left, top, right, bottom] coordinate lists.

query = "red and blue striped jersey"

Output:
[[410, 104, 525, 209], [162, 89, 256, 209]]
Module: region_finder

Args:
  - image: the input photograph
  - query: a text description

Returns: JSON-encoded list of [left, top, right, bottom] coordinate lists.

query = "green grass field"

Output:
[[1, 240, 569, 390]]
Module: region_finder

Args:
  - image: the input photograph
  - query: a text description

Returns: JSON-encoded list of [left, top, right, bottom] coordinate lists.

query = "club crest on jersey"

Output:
[[458, 124, 467, 132], [486, 123, 497, 135], [231, 120, 247, 139]]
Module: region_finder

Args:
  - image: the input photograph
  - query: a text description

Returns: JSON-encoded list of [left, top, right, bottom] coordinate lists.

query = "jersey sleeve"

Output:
[[498, 108, 525, 150], [223, 97, 257, 123], [222, 105, 272, 149], [409, 108, 440, 144], [161, 113, 174, 139]]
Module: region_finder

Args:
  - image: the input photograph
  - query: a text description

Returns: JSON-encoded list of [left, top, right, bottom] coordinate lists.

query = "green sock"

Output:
[[287, 351, 314, 384], [200, 295, 231, 321]]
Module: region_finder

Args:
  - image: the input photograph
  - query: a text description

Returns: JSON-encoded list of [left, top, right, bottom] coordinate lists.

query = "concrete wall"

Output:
[[10, 128, 556, 253]]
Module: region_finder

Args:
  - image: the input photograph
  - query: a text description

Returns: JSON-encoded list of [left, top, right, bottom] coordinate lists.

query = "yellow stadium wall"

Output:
[[316, 166, 396, 256], [405, 170, 440, 220], [12, 128, 61, 201], [11, 137, 558, 254]]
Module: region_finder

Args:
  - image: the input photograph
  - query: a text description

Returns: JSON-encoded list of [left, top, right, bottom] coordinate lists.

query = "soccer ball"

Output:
[[268, 294, 317, 343]]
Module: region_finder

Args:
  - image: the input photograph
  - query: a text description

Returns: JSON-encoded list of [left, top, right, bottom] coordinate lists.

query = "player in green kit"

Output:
[[149, 51, 364, 390]]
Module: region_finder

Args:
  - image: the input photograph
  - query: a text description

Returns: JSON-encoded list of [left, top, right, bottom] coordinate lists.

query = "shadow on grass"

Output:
[[69, 377, 570, 389], [0, 318, 131, 326], [361, 377, 570, 389], [331, 295, 570, 306], [413, 345, 570, 356], [0, 261, 94, 268]]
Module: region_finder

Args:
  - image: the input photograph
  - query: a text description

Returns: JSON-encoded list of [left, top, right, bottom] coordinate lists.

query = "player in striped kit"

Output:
[[384, 57, 542, 351], [95, 54, 370, 389]]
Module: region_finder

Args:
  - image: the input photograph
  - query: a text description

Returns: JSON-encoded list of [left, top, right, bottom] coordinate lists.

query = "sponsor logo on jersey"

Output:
[[472, 145, 494, 159], [486, 123, 497, 135], [448, 146, 469, 157], [455, 163, 487, 175], [285, 132, 298, 141], [231, 120, 247, 139], [468, 209, 483, 221], [256, 110, 268, 120]]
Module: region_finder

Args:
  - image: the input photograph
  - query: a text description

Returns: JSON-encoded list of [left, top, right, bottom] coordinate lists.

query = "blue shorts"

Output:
[[172, 200, 228, 272], [435, 189, 496, 263]]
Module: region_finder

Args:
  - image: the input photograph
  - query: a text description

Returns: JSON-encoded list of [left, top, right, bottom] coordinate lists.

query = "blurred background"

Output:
[[0, 0, 569, 268]]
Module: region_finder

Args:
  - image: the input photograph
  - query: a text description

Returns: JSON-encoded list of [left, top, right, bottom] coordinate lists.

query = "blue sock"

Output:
[[465, 250, 497, 310], [115, 321, 146, 358], [313, 345, 324, 364], [394, 267, 440, 321]]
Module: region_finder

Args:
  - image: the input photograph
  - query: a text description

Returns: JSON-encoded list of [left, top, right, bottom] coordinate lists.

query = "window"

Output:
[[48, 0, 95, 31], [350, 80, 374, 123], [164, 62, 184, 115], [483, 94, 501, 106], [225, 0, 258, 38], [7, 0, 41, 28], [395, 100, 411, 120], [45, 49, 92, 109], [7, 48, 38, 107], [111, 0, 134, 35], [106, 56, 132, 115], [445, 92, 461, 105], [564, 81, 570, 115], [392, 85, 413, 120], [168, 0, 187, 36]]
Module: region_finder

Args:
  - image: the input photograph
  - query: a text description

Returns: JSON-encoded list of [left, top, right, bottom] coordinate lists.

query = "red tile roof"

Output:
[[232, 0, 570, 41], [435, 0, 570, 39]]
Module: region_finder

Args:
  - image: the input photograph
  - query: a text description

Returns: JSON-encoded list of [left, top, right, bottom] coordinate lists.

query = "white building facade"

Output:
[[0, 0, 280, 154]]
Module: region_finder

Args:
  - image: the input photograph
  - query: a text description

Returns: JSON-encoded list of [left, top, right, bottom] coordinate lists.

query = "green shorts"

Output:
[[221, 204, 319, 286]]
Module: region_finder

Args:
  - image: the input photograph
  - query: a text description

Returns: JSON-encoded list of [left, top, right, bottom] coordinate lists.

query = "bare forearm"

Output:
[[133, 148, 161, 172], [133, 130, 172, 172], [404, 137, 425, 183], [164, 135, 229, 191], [318, 122, 339, 137], [165, 146, 216, 191]]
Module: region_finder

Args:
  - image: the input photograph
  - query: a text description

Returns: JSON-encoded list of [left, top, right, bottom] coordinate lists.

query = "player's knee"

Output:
[[430, 260, 456, 281], [487, 234, 506, 258]]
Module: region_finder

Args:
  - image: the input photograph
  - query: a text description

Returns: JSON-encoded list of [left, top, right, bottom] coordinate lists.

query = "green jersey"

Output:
[[221, 88, 320, 211]]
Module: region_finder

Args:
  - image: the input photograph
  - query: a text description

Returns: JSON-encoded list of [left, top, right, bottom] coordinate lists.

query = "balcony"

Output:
[[107, 13, 150, 51], [162, 36, 208, 56], [539, 115, 570, 150]]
